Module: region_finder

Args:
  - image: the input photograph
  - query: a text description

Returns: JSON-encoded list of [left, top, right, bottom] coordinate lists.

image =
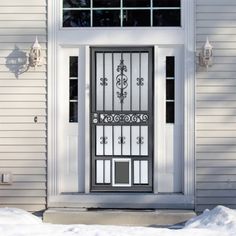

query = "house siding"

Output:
[[0, 0, 47, 211], [196, 0, 236, 211]]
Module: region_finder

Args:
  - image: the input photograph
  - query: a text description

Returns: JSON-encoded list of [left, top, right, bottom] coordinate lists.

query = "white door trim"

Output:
[[48, 0, 195, 208]]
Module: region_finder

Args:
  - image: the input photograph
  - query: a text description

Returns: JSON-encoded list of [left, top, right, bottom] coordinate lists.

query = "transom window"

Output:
[[63, 0, 181, 27]]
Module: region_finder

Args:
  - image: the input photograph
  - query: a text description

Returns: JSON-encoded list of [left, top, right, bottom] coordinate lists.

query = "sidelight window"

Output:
[[63, 0, 181, 27]]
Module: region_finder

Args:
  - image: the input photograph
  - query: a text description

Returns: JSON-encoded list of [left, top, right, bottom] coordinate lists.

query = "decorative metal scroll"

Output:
[[99, 113, 149, 124], [136, 137, 144, 145], [116, 59, 128, 104]]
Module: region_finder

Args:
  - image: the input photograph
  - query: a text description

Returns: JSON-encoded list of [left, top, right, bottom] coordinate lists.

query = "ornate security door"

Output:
[[91, 47, 153, 192]]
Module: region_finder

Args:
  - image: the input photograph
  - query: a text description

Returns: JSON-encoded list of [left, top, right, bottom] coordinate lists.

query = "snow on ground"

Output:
[[0, 206, 235, 236]]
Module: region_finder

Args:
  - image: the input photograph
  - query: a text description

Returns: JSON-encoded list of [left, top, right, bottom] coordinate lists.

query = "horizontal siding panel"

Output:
[[0, 7, 46, 14], [197, 190, 236, 197], [0, 204, 45, 212], [0, 109, 46, 116], [197, 123, 236, 130], [0, 21, 46, 28], [0, 116, 46, 123], [197, 182, 236, 190], [0, 131, 46, 138], [0, 14, 46, 21], [197, 87, 236, 93], [197, 198, 236, 205], [197, 108, 236, 116], [197, 116, 236, 123], [0, 80, 46, 87], [197, 0, 236, 4], [197, 28, 236, 35], [0, 87, 46, 94], [0, 102, 46, 109], [0, 65, 46, 72], [0, 182, 46, 190], [0, 50, 46, 58], [197, 152, 236, 159], [197, 71, 236, 79], [197, 93, 236, 101], [0, 190, 46, 197], [0, 72, 46, 79], [197, 145, 236, 153], [196, 6, 236, 13], [0, 124, 46, 131], [0, 197, 45, 204], [0, 94, 46, 102], [197, 42, 236, 49], [0, 160, 46, 167], [198, 64, 236, 72], [197, 130, 236, 138], [0, 36, 46, 43], [197, 21, 236, 28], [0, 29, 46, 36], [197, 160, 236, 167], [197, 137, 236, 145], [0, 153, 46, 160], [0, 146, 46, 152], [0, 168, 46, 175], [197, 13, 236, 20], [196, 205, 236, 212], [197, 101, 236, 108], [0, 45, 46, 53], [0, 0, 46, 6], [197, 168, 236, 175], [197, 175, 236, 182], [0, 138, 46, 145], [14, 175, 46, 182]]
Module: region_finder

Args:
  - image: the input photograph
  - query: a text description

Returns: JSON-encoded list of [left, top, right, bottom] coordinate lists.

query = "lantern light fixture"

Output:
[[29, 36, 42, 67], [199, 37, 213, 68]]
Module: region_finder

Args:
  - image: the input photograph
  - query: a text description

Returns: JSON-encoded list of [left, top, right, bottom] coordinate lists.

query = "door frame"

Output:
[[90, 47, 154, 192], [48, 0, 195, 209]]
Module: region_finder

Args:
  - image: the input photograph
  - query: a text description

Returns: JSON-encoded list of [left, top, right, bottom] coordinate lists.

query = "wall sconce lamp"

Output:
[[199, 37, 213, 69], [29, 36, 42, 68]]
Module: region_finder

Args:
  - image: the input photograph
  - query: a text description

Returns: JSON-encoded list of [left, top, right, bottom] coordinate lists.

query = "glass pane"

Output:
[[70, 80, 78, 100], [96, 126, 104, 156], [93, 0, 120, 8], [153, 0, 180, 7], [96, 160, 104, 184], [166, 79, 174, 100], [133, 161, 140, 184], [63, 10, 90, 27], [93, 10, 120, 27], [153, 10, 180, 26], [123, 10, 150, 26], [123, 0, 150, 7], [140, 160, 148, 184], [69, 56, 78, 77], [63, 0, 90, 8], [166, 56, 175, 77], [115, 162, 129, 184], [166, 102, 174, 123], [69, 102, 78, 122]]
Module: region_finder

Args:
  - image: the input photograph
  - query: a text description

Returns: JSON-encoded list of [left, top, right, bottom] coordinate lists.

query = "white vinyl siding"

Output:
[[0, 0, 47, 212], [196, 0, 236, 212]]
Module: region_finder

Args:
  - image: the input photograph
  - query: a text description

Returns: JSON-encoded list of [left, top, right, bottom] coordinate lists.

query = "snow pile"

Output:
[[0, 206, 235, 235], [0, 208, 42, 224], [185, 205, 236, 232]]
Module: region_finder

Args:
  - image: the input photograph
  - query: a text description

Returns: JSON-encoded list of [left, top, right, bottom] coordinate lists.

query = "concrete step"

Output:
[[43, 208, 196, 227]]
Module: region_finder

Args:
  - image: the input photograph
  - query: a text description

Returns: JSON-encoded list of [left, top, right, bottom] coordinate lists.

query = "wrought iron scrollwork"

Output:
[[118, 136, 126, 144], [100, 113, 149, 124], [116, 59, 128, 104], [100, 136, 108, 144], [136, 137, 144, 145], [137, 77, 144, 86], [100, 77, 108, 86]]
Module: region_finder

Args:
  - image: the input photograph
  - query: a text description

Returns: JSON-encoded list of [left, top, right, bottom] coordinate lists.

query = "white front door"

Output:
[[56, 46, 183, 195]]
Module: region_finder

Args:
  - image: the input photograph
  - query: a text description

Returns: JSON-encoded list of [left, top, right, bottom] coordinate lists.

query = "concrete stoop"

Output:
[[43, 209, 196, 227]]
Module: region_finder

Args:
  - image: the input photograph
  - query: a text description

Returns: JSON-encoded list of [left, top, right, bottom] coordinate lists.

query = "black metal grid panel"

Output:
[[91, 47, 153, 192]]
